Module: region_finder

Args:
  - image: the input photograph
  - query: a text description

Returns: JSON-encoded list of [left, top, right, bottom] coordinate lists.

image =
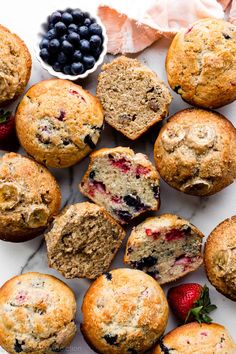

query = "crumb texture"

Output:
[[45, 202, 126, 279], [97, 56, 172, 139], [81, 268, 168, 354]]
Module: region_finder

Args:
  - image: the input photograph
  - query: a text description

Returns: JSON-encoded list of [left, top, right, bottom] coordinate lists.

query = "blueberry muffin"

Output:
[[204, 216, 236, 301], [80, 147, 160, 224], [81, 268, 168, 354], [124, 214, 203, 284], [45, 202, 125, 279], [97, 56, 172, 140], [0, 152, 61, 242], [16, 79, 104, 168], [0, 272, 77, 354], [153, 322, 236, 354], [154, 108, 236, 196], [166, 18, 236, 109], [0, 25, 31, 106]]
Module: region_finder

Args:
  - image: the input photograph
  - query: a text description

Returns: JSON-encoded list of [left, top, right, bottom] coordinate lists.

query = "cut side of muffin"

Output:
[[97, 56, 172, 140], [124, 214, 203, 284], [79, 147, 160, 224], [45, 202, 126, 279]]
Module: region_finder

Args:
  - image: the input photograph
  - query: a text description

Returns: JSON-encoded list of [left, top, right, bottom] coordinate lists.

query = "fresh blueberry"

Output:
[[83, 12, 91, 19], [63, 65, 72, 75], [49, 11, 62, 24], [90, 35, 102, 49], [65, 8, 73, 13], [83, 55, 96, 69], [71, 62, 84, 75], [84, 18, 92, 27], [54, 22, 67, 35], [72, 9, 85, 24], [45, 28, 57, 40], [61, 40, 74, 55], [60, 34, 68, 42], [92, 46, 103, 59], [80, 39, 90, 53], [48, 39, 60, 53], [57, 52, 68, 64], [48, 22, 54, 30], [73, 50, 82, 62], [39, 38, 49, 49], [61, 12, 73, 25], [40, 48, 50, 62], [78, 25, 89, 38], [89, 23, 102, 36], [68, 23, 78, 33], [52, 62, 62, 72], [67, 32, 80, 45]]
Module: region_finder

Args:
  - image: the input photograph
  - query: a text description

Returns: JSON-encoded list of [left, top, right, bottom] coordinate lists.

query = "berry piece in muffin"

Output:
[[45, 202, 125, 279], [0, 272, 77, 354], [81, 268, 168, 354], [154, 108, 236, 196], [0, 152, 61, 242], [204, 216, 236, 301], [15, 79, 104, 168], [97, 56, 172, 140], [79, 147, 160, 224], [124, 214, 203, 284], [153, 322, 235, 354], [166, 18, 236, 108]]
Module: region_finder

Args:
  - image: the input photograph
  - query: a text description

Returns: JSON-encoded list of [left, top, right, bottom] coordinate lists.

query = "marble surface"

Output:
[[0, 0, 235, 353]]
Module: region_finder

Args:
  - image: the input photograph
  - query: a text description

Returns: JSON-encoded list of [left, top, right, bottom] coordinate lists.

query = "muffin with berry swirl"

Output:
[[16, 79, 104, 168]]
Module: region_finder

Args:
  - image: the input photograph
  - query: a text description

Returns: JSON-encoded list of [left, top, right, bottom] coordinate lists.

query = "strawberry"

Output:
[[167, 283, 217, 324], [0, 109, 15, 141]]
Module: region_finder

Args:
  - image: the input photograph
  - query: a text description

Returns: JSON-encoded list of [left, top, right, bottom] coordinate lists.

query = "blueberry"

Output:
[[80, 39, 90, 53], [40, 48, 50, 62], [57, 52, 68, 64], [14, 339, 25, 353], [52, 62, 62, 72], [48, 22, 54, 30], [84, 18, 92, 27], [61, 12, 73, 25], [158, 337, 171, 354], [123, 194, 145, 211], [49, 11, 62, 24], [71, 9, 85, 24], [48, 39, 60, 53], [61, 40, 74, 55], [83, 55, 95, 69], [89, 23, 102, 36], [67, 32, 80, 45], [152, 185, 160, 199], [71, 62, 84, 75], [73, 50, 82, 62], [103, 334, 118, 346], [133, 256, 157, 270], [39, 38, 49, 49], [115, 210, 132, 222], [92, 46, 103, 59], [173, 85, 181, 93], [104, 272, 112, 281], [90, 35, 102, 49], [54, 22, 67, 35], [89, 171, 96, 179], [63, 65, 72, 75], [78, 25, 89, 38], [84, 134, 95, 148], [128, 350, 138, 354], [45, 28, 57, 40], [68, 23, 78, 33]]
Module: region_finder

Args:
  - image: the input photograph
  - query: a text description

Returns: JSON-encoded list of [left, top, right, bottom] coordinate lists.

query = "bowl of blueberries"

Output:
[[35, 7, 107, 80]]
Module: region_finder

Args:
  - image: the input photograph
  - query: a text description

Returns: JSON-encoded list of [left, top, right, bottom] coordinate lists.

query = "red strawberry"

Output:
[[0, 109, 15, 141], [167, 283, 217, 324]]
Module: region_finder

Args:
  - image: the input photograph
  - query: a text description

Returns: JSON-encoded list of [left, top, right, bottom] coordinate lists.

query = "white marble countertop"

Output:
[[0, 0, 235, 353]]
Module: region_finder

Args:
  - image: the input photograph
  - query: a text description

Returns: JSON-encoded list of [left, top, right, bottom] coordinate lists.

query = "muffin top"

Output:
[[0, 272, 77, 354], [81, 268, 168, 354], [153, 322, 235, 354], [16, 79, 104, 168], [0, 24, 31, 106], [204, 216, 236, 301], [0, 152, 61, 242], [154, 108, 236, 196], [166, 18, 236, 108]]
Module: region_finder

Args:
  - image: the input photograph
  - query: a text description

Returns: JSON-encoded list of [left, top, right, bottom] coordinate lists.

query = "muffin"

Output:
[[0, 152, 61, 242], [154, 108, 236, 196], [204, 216, 236, 301], [0, 25, 31, 106], [16, 79, 104, 168], [79, 147, 160, 224], [81, 268, 168, 354], [166, 18, 236, 109], [0, 272, 77, 354], [153, 322, 236, 354], [45, 202, 126, 279], [97, 56, 172, 140], [124, 214, 203, 284]]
